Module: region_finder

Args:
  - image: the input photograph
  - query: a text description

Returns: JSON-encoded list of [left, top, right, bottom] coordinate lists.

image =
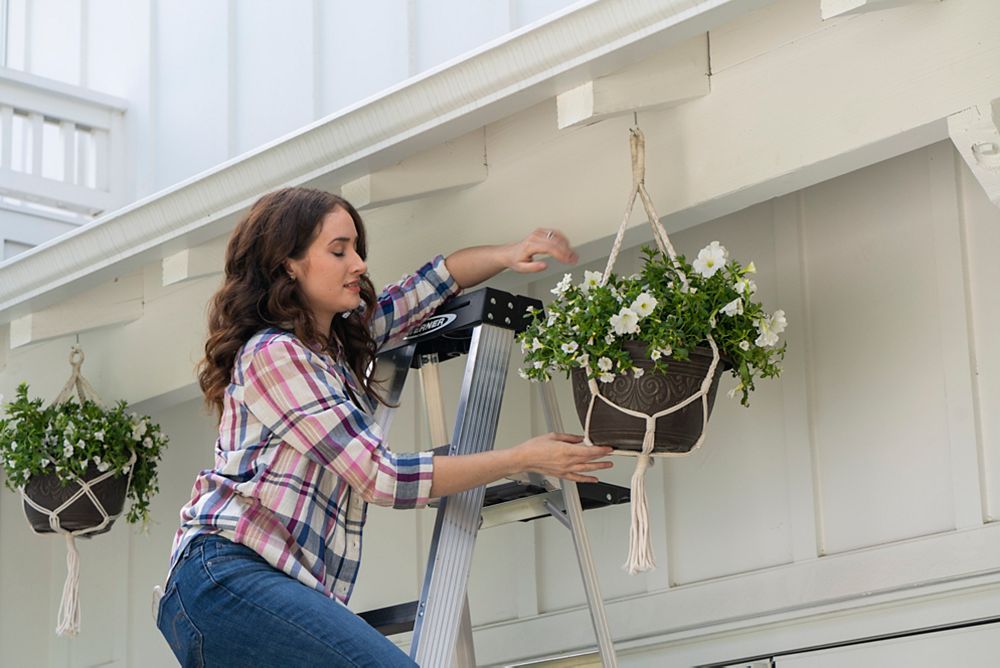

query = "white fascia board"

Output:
[[0, 0, 771, 324]]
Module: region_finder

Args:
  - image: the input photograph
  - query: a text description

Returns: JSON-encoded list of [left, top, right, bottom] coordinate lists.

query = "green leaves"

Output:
[[517, 243, 787, 406], [0, 382, 168, 526]]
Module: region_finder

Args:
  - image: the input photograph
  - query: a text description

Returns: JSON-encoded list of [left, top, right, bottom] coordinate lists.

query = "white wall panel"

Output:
[[5, 0, 28, 70], [412, 0, 511, 73], [85, 0, 154, 201], [958, 152, 1000, 522], [0, 472, 53, 666], [152, 0, 230, 190], [25, 0, 81, 85], [233, 0, 315, 154], [318, 0, 410, 116], [665, 202, 794, 585], [802, 146, 957, 554]]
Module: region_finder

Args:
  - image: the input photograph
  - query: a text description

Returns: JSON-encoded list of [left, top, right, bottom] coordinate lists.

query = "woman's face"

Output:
[[286, 206, 368, 332]]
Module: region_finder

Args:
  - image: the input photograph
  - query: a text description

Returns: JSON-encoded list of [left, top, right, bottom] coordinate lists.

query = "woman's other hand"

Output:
[[513, 432, 613, 483]]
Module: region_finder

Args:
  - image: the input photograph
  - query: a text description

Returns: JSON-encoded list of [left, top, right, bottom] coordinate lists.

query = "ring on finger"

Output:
[[545, 230, 554, 240]]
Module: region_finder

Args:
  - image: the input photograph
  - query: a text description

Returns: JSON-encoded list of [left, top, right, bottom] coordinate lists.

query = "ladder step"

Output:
[[358, 482, 630, 637], [357, 601, 418, 636]]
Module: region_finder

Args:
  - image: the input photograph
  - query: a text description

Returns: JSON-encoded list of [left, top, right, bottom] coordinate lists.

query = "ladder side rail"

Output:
[[539, 381, 618, 668], [410, 324, 514, 666], [418, 354, 478, 668]]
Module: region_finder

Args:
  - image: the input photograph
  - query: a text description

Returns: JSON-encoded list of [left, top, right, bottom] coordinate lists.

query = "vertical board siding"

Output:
[[152, 0, 231, 191], [232, 0, 316, 155], [958, 154, 1000, 522], [662, 201, 795, 586], [25, 0, 81, 85], [802, 146, 958, 554], [318, 0, 411, 117]]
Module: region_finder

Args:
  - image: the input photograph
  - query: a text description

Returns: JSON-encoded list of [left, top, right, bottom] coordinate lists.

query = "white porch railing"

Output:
[[0, 67, 126, 217]]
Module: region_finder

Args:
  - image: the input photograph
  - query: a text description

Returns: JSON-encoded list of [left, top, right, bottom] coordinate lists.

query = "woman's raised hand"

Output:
[[504, 228, 579, 274], [513, 432, 613, 483]]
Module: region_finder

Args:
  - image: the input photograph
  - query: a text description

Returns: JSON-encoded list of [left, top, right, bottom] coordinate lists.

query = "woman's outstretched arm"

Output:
[[429, 433, 612, 498]]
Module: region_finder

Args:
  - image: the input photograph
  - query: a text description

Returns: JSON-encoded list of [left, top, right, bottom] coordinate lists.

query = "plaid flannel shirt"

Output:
[[167, 255, 460, 604]]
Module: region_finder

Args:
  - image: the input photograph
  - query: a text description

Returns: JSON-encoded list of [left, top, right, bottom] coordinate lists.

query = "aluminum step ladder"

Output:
[[362, 287, 619, 667]]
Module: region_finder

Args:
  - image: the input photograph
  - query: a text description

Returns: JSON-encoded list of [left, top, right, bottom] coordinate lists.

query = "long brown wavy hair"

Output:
[[198, 187, 382, 418]]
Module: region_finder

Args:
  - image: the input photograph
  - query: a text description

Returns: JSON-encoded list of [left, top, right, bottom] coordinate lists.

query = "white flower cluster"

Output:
[[609, 292, 658, 337]]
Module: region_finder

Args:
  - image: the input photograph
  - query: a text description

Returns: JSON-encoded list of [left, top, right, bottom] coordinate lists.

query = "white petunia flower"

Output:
[[743, 261, 757, 275], [727, 383, 745, 399], [76, 439, 85, 449], [610, 307, 640, 336], [533, 361, 544, 369], [531, 338, 543, 351], [604, 334, 615, 345], [578, 353, 590, 368], [633, 367, 645, 379], [143, 437, 154, 449], [754, 309, 787, 348], [518, 369, 530, 380], [692, 241, 729, 278], [599, 372, 615, 384], [551, 273, 573, 296], [721, 298, 744, 317], [63, 442, 74, 457], [121, 465, 131, 474], [580, 270, 602, 293], [94, 430, 105, 442], [40, 458, 50, 468], [561, 342, 579, 354], [771, 309, 787, 334], [650, 349, 661, 361], [739, 340, 750, 351], [660, 345, 673, 357], [597, 357, 613, 372], [630, 293, 658, 318]]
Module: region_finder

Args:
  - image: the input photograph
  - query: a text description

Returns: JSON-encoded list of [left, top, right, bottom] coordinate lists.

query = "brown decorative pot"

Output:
[[571, 341, 729, 454], [22, 464, 129, 535]]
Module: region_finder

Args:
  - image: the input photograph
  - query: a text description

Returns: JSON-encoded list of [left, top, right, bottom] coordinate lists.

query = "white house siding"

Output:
[[1, 137, 996, 667]]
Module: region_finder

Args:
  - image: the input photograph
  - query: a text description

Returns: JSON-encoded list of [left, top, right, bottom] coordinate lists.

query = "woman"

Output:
[[155, 187, 613, 667]]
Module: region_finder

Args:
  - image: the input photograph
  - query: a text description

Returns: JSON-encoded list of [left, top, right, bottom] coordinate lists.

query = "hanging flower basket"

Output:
[[517, 127, 787, 574], [0, 346, 168, 636], [23, 462, 130, 535], [570, 342, 729, 454]]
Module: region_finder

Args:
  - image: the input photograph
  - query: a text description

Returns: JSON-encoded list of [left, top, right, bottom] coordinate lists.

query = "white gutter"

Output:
[[0, 0, 772, 323]]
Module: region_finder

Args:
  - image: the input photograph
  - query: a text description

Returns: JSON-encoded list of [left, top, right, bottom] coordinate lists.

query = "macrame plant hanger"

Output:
[[18, 344, 136, 637], [587, 127, 721, 575]]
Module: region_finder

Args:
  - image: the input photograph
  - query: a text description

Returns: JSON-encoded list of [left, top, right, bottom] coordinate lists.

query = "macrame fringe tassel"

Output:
[[56, 533, 82, 637], [623, 423, 657, 574]]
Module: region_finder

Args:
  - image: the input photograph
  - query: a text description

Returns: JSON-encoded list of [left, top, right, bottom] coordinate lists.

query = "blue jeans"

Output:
[[156, 534, 416, 667]]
